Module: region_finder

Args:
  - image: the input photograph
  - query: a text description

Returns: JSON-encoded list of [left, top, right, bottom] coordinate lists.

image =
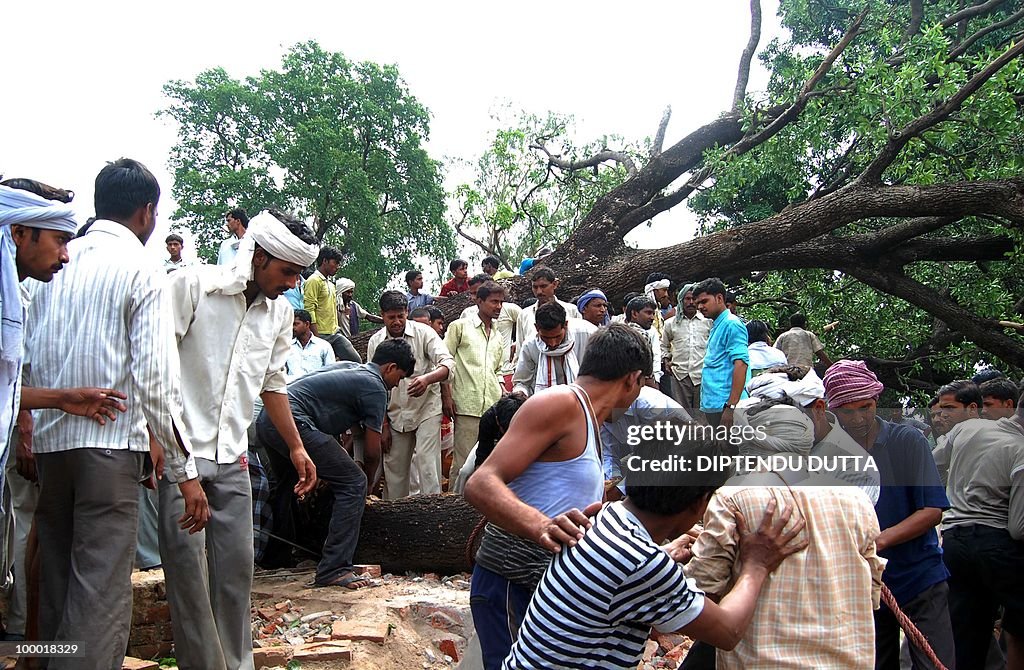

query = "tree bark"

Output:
[[354, 494, 481, 575]]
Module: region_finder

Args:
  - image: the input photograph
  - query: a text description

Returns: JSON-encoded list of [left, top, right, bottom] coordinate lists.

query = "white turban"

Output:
[[644, 278, 670, 301], [745, 369, 825, 407], [214, 210, 319, 294], [0, 184, 78, 234], [736, 404, 815, 458], [336, 277, 355, 295], [0, 185, 79, 378]]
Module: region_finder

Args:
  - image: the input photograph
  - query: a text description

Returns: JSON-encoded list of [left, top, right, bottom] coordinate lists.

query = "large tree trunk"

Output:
[[353, 494, 482, 575]]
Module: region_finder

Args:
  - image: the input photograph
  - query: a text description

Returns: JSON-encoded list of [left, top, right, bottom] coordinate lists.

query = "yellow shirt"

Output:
[[444, 313, 504, 417], [302, 270, 338, 335]]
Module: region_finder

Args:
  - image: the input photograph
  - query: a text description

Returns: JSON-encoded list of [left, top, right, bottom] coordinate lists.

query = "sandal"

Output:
[[313, 570, 372, 590]]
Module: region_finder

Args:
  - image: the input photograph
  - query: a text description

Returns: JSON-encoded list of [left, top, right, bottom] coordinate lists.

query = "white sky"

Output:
[[0, 0, 781, 265]]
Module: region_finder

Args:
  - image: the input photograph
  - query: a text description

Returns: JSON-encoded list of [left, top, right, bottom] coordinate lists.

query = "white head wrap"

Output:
[[744, 368, 825, 407], [336, 277, 355, 296], [644, 278, 670, 302], [214, 210, 319, 294], [736, 404, 815, 458], [0, 185, 79, 378], [0, 185, 78, 233]]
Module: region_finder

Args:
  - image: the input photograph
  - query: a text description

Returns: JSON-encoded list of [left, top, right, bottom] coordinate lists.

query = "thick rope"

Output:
[[881, 583, 948, 670], [465, 517, 488, 567]]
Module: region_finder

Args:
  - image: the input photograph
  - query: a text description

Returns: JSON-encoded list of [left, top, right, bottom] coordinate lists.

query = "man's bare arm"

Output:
[[464, 390, 592, 552]]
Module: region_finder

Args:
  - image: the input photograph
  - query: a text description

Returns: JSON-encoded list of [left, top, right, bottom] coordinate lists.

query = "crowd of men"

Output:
[[0, 161, 1020, 670]]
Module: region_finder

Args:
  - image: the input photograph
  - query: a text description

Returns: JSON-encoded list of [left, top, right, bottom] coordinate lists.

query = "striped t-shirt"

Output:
[[502, 502, 705, 670]]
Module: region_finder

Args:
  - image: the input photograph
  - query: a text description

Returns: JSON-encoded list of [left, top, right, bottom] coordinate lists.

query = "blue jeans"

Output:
[[470, 564, 533, 670]]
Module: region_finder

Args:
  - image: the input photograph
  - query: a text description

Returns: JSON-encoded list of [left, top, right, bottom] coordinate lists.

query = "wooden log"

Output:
[[353, 494, 482, 575]]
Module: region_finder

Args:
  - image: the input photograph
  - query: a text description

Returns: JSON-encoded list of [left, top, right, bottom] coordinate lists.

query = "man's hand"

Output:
[[177, 478, 210, 534], [664, 525, 703, 563], [15, 410, 35, 482], [735, 498, 807, 574], [721, 406, 735, 429], [147, 429, 165, 481], [59, 388, 128, 425], [407, 376, 429, 397], [381, 423, 392, 454], [534, 506, 598, 553], [442, 394, 455, 419], [290, 447, 317, 497]]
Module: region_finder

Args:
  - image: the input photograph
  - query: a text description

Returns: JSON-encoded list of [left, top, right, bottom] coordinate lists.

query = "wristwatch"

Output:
[[723, 403, 737, 410]]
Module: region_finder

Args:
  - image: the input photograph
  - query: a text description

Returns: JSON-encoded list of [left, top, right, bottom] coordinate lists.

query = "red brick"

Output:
[[293, 641, 353, 662], [653, 631, 687, 652], [353, 564, 382, 578], [439, 638, 460, 662], [330, 620, 390, 644], [134, 602, 171, 625], [665, 642, 691, 662], [256, 606, 279, 621], [252, 645, 294, 668], [121, 658, 159, 670]]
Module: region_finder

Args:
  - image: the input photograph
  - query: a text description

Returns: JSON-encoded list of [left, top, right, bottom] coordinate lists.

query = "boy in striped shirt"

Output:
[[502, 431, 806, 670]]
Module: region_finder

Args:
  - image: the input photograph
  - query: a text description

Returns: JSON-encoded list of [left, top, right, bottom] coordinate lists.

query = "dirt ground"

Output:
[[250, 568, 473, 670]]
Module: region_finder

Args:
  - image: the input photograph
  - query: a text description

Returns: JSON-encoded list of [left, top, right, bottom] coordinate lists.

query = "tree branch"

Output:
[[650, 106, 672, 159], [861, 38, 1024, 182], [733, 0, 763, 112], [531, 142, 638, 179], [941, 0, 1012, 28], [948, 7, 1024, 61], [845, 265, 1024, 367], [907, 0, 925, 39]]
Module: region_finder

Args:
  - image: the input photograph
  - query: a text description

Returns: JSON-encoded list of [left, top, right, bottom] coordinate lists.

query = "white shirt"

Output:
[[216, 235, 242, 266], [285, 334, 334, 381], [0, 284, 29, 470], [168, 265, 292, 464], [661, 313, 711, 384], [163, 257, 192, 273], [25, 220, 196, 481]]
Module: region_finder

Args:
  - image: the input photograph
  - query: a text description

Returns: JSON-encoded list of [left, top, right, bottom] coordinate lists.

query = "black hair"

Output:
[[535, 301, 567, 330], [790, 313, 807, 329], [316, 246, 343, 266], [692, 277, 726, 299], [971, 367, 1005, 384], [645, 272, 671, 285], [936, 379, 983, 408], [266, 208, 317, 247], [94, 158, 159, 222], [449, 258, 468, 272], [979, 378, 1020, 405], [522, 297, 538, 309], [409, 307, 431, 320], [76, 217, 97, 239], [579, 323, 653, 379], [405, 270, 422, 284], [530, 266, 557, 283], [469, 273, 491, 287], [426, 306, 444, 322], [227, 207, 249, 227], [371, 338, 416, 377], [165, 233, 183, 245], [621, 291, 641, 309], [293, 309, 312, 324], [745, 395, 802, 417], [928, 395, 941, 409], [625, 296, 657, 321], [477, 281, 505, 302], [482, 255, 500, 269], [379, 290, 409, 313], [746, 319, 771, 345], [1, 178, 74, 203], [475, 394, 528, 468], [625, 420, 729, 515]]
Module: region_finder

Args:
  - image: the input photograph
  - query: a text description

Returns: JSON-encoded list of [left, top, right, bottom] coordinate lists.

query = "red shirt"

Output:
[[440, 277, 471, 297]]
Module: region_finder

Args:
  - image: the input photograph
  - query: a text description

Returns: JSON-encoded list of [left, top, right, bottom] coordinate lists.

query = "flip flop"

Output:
[[313, 571, 371, 590]]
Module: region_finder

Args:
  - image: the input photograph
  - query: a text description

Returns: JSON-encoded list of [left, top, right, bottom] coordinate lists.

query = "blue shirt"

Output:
[[406, 291, 434, 311], [871, 418, 949, 604], [283, 279, 305, 311], [699, 311, 750, 411]]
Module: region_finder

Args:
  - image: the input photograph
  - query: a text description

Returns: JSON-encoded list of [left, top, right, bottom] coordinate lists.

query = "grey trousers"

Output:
[[35, 448, 145, 670], [384, 414, 442, 498], [158, 457, 254, 670], [665, 374, 702, 417]]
